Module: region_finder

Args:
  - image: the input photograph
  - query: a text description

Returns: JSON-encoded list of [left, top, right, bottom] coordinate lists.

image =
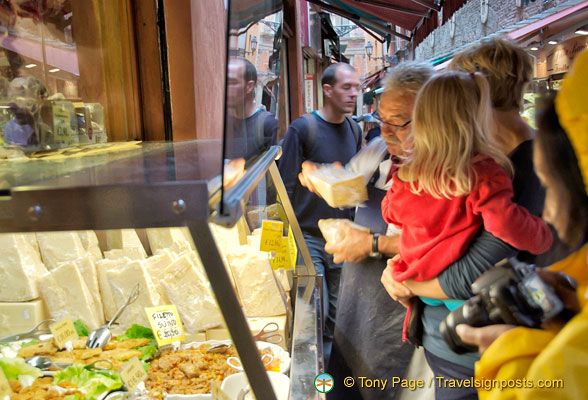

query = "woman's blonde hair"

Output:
[[449, 37, 533, 111], [402, 71, 513, 199]]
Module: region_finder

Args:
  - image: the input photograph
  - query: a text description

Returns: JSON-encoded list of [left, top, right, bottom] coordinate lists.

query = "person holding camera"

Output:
[[452, 50, 588, 398]]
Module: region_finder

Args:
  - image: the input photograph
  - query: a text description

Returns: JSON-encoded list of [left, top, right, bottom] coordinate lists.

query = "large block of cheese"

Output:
[[107, 260, 161, 329], [39, 262, 102, 330], [147, 228, 195, 253], [155, 240, 192, 258], [306, 166, 368, 208], [78, 231, 103, 262], [0, 299, 49, 337], [161, 254, 223, 333], [36, 232, 87, 270], [0, 233, 48, 301], [104, 248, 146, 260], [96, 258, 130, 320], [143, 252, 175, 303], [73, 256, 105, 325], [105, 229, 147, 257], [226, 245, 287, 317]]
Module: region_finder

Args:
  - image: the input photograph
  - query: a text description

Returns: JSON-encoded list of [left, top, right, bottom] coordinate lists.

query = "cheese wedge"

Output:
[[306, 166, 368, 208], [104, 229, 147, 257], [147, 227, 195, 253], [0, 233, 48, 301], [0, 299, 49, 337], [107, 260, 161, 329], [162, 254, 224, 333], [38, 262, 102, 330], [104, 248, 146, 260], [36, 232, 87, 270], [78, 231, 103, 262], [72, 256, 105, 324], [96, 258, 130, 320], [226, 245, 287, 317], [143, 252, 175, 303]]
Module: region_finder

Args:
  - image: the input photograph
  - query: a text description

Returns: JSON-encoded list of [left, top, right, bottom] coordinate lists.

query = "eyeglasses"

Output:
[[372, 110, 411, 130]]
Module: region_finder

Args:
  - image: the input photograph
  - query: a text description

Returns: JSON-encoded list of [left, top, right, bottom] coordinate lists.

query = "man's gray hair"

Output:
[[383, 61, 435, 94]]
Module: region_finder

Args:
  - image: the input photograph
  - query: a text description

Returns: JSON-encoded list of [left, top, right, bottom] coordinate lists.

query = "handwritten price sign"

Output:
[[0, 368, 11, 398], [120, 356, 147, 393], [50, 318, 78, 349], [145, 305, 185, 347], [270, 237, 292, 270], [260, 220, 284, 252]]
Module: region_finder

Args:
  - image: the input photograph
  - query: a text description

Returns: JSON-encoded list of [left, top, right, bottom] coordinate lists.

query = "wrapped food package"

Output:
[[306, 166, 368, 208], [318, 218, 370, 245]]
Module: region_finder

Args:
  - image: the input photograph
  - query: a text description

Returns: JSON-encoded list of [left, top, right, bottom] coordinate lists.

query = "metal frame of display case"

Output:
[[0, 142, 323, 400]]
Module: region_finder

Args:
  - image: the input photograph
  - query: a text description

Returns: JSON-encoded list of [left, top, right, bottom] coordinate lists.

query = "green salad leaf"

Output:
[[0, 357, 43, 380], [116, 324, 157, 362], [20, 339, 40, 348], [54, 364, 123, 399], [74, 320, 90, 337]]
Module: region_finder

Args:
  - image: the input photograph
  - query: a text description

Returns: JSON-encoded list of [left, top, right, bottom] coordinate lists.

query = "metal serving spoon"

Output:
[[86, 284, 140, 349], [25, 356, 72, 370]]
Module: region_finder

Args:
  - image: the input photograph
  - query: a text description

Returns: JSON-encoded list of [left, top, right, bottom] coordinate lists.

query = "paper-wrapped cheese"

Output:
[[36, 232, 87, 270], [226, 245, 287, 317], [161, 254, 224, 333], [107, 260, 161, 329], [143, 251, 175, 303], [96, 258, 131, 320], [0, 234, 48, 301], [318, 218, 370, 245], [306, 166, 367, 208], [39, 261, 102, 330]]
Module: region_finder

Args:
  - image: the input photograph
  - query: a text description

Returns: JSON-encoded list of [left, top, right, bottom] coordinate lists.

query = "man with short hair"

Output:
[[225, 57, 278, 161], [278, 62, 362, 361]]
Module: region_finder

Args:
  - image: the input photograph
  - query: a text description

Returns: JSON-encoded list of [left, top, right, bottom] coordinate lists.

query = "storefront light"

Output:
[[575, 25, 588, 35], [547, 40, 558, 45], [24, 63, 37, 69], [49, 68, 60, 73]]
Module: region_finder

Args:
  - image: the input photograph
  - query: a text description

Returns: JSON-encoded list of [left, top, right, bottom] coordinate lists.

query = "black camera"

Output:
[[440, 259, 565, 354]]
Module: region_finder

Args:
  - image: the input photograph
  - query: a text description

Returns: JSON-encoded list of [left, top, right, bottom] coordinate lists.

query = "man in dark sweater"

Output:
[[278, 62, 361, 362], [225, 57, 278, 161]]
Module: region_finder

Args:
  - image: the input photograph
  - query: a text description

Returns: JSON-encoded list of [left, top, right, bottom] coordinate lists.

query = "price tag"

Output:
[[270, 237, 292, 270], [288, 225, 297, 269], [260, 220, 283, 252], [120, 356, 147, 393], [0, 368, 12, 398], [211, 380, 232, 400], [145, 305, 185, 347], [50, 318, 78, 349], [52, 105, 72, 143]]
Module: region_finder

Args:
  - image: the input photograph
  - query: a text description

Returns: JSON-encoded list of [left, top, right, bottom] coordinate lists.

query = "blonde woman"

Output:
[[381, 71, 553, 310]]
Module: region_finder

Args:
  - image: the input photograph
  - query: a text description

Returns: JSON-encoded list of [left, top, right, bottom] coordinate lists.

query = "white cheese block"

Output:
[[78, 231, 103, 262], [96, 258, 131, 320], [38, 262, 102, 330], [72, 256, 105, 324], [105, 229, 147, 257], [155, 240, 192, 258], [0, 233, 48, 301], [162, 254, 223, 333], [0, 299, 49, 337], [104, 247, 146, 260], [107, 260, 161, 329], [36, 232, 87, 270], [143, 252, 175, 303], [22, 233, 39, 253], [306, 166, 368, 208], [226, 245, 287, 317], [147, 227, 195, 253]]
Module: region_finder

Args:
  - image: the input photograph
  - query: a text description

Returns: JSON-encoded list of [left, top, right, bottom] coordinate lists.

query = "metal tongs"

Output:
[[86, 284, 141, 348], [0, 319, 55, 343]]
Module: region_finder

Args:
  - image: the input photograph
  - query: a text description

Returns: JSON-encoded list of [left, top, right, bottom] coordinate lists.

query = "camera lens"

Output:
[[441, 297, 488, 354]]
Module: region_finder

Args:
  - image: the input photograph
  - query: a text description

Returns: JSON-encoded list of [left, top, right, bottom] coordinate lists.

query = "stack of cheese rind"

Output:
[[0, 233, 48, 301], [162, 254, 224, 333], [306, 165, 368, 208], [226, 244, 287, 317], [39, 261, 102, 330], [36, 232, 87, 270]]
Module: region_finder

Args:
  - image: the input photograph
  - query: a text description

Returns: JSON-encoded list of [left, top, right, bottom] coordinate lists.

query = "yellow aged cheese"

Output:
[[306, 166, 368, 208], [0, 233, 48, 302], [107, 260, 161, 330], [161, 254, 224, 333], [39, 262, 102, 330], [78, 231, 103, 262], [104, 229, 147, 257], [0, 299, 49, 337], [72, 256, 105, 325], [146, 228, 195, 253], [36, 232, 86, 270], [104, 247, 146, 260]]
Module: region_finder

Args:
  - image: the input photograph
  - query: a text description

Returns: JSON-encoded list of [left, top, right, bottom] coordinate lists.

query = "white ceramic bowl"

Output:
[[221, 371, 290, 400]]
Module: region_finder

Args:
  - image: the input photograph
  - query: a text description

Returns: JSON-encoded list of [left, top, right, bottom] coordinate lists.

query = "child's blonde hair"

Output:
[[402, 70, 513, 199]]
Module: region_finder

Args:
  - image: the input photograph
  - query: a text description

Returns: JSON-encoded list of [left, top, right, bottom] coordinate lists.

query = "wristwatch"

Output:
[[370, 233, 382, 259]]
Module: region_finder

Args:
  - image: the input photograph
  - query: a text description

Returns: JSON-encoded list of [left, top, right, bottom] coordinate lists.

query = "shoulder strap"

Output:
[[345, 116, 361, 148], [301, 113, 318, 158]]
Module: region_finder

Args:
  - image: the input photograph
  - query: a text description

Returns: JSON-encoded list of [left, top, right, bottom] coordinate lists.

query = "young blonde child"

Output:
[[381, 71, 553, 309]]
